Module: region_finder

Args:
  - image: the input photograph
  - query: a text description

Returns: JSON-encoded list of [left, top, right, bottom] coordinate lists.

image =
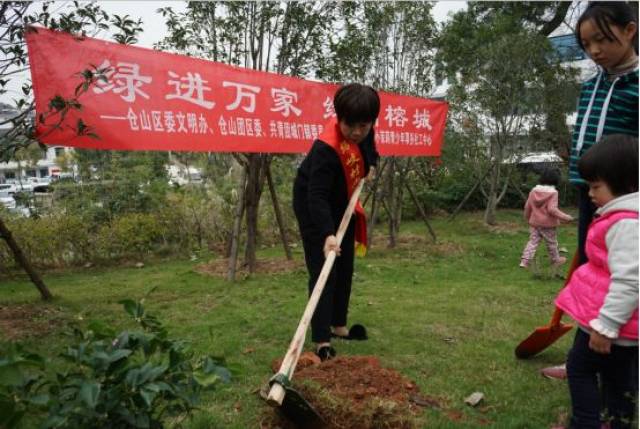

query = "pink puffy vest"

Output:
[[556, 210, 639, 340]]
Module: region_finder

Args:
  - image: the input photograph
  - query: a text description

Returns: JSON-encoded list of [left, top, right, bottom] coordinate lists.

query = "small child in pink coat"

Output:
[[520, 168, 573, 268], [555, 134, 638, 429]]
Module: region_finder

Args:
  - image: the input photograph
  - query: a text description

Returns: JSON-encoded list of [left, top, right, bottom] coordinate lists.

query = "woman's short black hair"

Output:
[[539, 168, 561, 187], [333, 83, 380, 125], [575, 2, 638, 54], [578, 134, 639, 196]]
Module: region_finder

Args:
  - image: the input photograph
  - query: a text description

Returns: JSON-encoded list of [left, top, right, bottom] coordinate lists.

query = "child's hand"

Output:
[[323, 235, 341, 258], [589, 330, 612, 354]]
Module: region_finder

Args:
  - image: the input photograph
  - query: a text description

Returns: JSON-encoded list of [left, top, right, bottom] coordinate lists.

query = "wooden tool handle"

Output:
[[550, 251, 581, 328], [267, 179, 366, 406]]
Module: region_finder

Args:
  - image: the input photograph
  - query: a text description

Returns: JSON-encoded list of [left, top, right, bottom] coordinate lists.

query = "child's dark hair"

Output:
[[333, 83, 380, 125], [539, 168, 561, 187], [578, 134, 639, 196], [575, 2, 639, 54]]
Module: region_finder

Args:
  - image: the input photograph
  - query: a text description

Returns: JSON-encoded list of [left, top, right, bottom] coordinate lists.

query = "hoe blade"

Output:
[[278, 386, 325, 429]]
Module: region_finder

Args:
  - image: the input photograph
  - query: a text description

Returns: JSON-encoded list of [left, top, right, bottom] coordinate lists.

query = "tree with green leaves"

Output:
[[158, 2, 333, 278], [468, 2, 572, 37], [0, 1, 144, 299], [316, 2, 438, 246], [435, 4, 579, 225]]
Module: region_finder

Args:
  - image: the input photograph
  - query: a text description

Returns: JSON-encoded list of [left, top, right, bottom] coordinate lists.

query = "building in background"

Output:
[[547, 31, 598, 129], [0, 143, 75, 183]]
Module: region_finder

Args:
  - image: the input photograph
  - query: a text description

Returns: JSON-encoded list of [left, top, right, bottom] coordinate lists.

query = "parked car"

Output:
[[33, 184, 51, 193], [0, 183, 18, 195], [0, 191, 16, 210], [14, 182, 33, 193], [51, 172, 76, 182], [5, 177, 52, 192], [33, 176, 52, 185], [166, 165, 203, 186]]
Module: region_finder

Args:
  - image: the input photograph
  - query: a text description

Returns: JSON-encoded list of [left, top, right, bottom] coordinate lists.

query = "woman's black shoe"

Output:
[[316, 345, 337, 361], [331, 324, 368, 341]]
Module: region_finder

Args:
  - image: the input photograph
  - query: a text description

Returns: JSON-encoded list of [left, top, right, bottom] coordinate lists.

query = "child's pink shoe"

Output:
[[541, 363, 567, 379], [553, 256, 567, 266]]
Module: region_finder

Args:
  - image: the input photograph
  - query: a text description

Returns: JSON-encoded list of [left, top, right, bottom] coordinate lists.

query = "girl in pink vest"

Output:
[[520, 168, 574, 268], [555, 134, 638, 429]]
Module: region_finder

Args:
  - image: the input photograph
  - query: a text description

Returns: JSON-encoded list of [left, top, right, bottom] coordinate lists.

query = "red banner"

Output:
[[26, 27, 448, 156]]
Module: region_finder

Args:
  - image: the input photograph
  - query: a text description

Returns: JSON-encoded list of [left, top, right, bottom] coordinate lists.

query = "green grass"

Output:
[[0, 209, 579, 428]]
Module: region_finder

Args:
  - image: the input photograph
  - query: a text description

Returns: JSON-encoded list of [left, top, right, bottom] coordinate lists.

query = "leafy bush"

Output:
[[158, 188, 231, 252], [0, 295, 230, 428], [0, 213, 93, 268], [97, 213, 163, 260]]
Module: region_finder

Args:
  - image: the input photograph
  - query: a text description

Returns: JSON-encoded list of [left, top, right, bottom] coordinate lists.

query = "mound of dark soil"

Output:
[[263, 355, 443, 429]]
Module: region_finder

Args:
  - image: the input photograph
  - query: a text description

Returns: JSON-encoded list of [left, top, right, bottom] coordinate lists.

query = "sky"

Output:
[[1, 1, 467, 104]]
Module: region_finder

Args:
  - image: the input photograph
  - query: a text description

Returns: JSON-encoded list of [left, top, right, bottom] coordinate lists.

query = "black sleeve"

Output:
[[359, 128, 379, 175], [307, 141, 340, 238]]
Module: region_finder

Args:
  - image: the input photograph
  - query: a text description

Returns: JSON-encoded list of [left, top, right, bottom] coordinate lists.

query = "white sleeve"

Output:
[[591, 219, 639, 338]]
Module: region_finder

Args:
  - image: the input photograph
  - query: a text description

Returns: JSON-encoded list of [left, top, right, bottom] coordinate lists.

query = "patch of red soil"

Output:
[[297, 356, 419, 410], [271, 352, 322, 373], [263, 355, 445, 429], [0, 304, 66, 341], [195, 257, 304, 278]]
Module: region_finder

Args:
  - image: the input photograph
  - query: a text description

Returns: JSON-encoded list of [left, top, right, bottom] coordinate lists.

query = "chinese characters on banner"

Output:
[[26, 26, 448, 156]]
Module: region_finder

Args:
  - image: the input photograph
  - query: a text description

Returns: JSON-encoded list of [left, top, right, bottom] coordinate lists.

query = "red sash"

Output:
[[318, 118, 368, 256]]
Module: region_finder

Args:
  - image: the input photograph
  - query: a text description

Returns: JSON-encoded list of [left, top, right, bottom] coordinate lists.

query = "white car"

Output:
[[0, 191, 16, 210], [0, 183, 18, 194], [11, 181, 33, 193], [27, 176, 52, 185]]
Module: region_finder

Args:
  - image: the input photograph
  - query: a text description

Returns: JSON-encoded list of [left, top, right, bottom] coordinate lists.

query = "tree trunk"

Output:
[[483, 192, 497, 225], [385, 158, 398, 248], [483, 159, 501, 225], [405, 181, 437, 243], [243, 154, 269, 273], [266, 164, 292, 260], [367, 189, 379, 247], [448, 163, 494, 221], [364, 159, 388, 248], [382, 198, 396, 248], [0, 215, 52, 301], [393, 166, 405, 241], [227, 168, 247, 281], [386, 157, 407, 248]]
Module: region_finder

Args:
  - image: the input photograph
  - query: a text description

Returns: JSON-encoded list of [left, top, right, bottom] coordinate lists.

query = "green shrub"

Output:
[[96, 213, 163, 260], [0, 213, 92, 268], [0, 295, 230, 429], [158, 189, 231, 252]]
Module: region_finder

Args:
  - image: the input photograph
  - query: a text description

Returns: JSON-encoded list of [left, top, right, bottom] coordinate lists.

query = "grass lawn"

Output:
[[0, 209, 580, 428]]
